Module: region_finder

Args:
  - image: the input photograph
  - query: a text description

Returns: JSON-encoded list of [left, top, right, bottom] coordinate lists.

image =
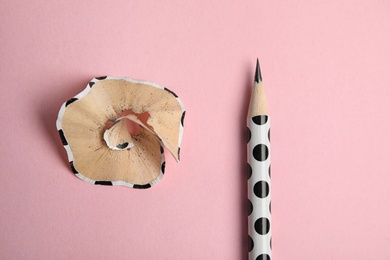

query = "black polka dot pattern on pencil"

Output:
[[254, 217, 270, 235], [254, 181, 269, 198], [269, 201, 271, 214], [248, 199, 253, 216], [248, 235, 254, 252], [247, 163, 252, 180], [268, 129, 270, 142], [252, 115, 268, 125], [253, 144, 269, 162], [247, 127, 251, 143], [256, 254, 271, 260], [247, 115, 271, 259]]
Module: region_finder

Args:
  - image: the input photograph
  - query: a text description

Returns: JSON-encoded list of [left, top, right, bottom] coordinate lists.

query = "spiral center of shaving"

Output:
[[103, 110, 150, 150]]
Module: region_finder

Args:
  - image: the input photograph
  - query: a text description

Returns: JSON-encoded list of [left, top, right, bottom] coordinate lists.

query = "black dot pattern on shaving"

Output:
[[269, 165, 271, 178], [252, 115, 268, 125], [95, 181, 113, 186], [247, 127, 251, 143], [116, 142, 129, 149], [254, 217, 270, 235], [270, 237, 272, 250], [253, 144, 269, 162], [58, 130, 68, 145], [247, 163, 252, 180], [95, 76, 107, 80], [254, 181, 269, 199], [248, 235, 254, 252], [89, 82, 95, 88], [133, 183, 152, 189], [160, 145, 164, 154], [181, 111, 186, 127], [65, 98, 78, 107], [164, 87, 178, 97], [178, 147, 181, 160], [248, 199, 253, 216], [161, 161, 166, 174], [256, 254, 270, 260], [69, 161, 78, 174]]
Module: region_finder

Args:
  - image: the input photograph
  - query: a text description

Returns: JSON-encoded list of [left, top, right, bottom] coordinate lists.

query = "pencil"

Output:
[[247, 59, 271, 260]]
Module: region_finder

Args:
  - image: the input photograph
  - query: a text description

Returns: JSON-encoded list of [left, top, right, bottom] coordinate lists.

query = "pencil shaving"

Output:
[[57, 76, 185, 189]]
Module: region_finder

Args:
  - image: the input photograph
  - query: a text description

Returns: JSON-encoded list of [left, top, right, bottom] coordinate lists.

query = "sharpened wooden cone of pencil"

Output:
[[247, 59, 271, 259]]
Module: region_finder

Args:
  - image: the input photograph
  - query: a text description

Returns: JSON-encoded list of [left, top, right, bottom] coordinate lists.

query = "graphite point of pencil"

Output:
[[255, 58, 262, 83], [248, 58, 268, 117]]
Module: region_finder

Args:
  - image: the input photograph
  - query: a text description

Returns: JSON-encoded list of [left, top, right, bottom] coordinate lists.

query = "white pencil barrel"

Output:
[[247, 115, 271, 260]]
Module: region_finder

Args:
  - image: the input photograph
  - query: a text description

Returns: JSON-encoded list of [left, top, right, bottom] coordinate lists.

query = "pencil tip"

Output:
[[254, 58, 262, 83]]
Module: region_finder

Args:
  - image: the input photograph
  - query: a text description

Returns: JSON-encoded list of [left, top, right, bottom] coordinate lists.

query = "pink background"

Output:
[[1, 1, 390, 259]]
